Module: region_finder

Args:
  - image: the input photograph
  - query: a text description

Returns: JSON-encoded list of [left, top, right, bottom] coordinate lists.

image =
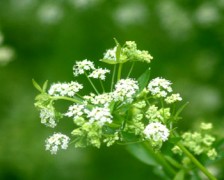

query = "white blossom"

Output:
[[165, 93, 182, 104], [87, 107, 112, 126], [65, 104, 85, 119], [144, 122, 170, 142], [88, 68, 110, 80], [40, 108, 57, 128], [148, 77, 172, 97], [48, 81, 83, 97], [103, 47, 116, 61], [84, 93, 113, 107], [113, 78, 139, 103], [73, 59, 95, 76], [45, 133, 70, 154]]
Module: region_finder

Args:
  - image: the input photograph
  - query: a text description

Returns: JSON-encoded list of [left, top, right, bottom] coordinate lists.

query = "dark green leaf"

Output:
[[137, 67, 151, 92], [32, 79, 43, 93]]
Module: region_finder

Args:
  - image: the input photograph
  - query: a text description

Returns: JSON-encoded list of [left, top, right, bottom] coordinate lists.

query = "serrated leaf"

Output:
[[32, 79, 43, 93], [137, 67, 151, 92], [173, 169, 185, 180]]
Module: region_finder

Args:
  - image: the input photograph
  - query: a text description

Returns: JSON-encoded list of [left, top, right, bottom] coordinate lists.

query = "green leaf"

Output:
[[173, 169, 185, 180], [137, 67, 151, 92], [42, 80, 48, 92], [100, 58, 118, 64], [32, 79, 43, 93], [127, 143, 159, 166]]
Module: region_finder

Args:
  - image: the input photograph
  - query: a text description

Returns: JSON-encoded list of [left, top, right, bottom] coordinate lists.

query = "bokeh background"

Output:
[[0, 0, 224, 179]]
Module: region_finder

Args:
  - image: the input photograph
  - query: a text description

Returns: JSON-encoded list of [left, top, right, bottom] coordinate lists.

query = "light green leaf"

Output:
[[137, 67, 151, 92], [173, 169, 185, 180], [100, 58, 118, 64], [32, 79, 43, 93], [42, 80, 48, 92]]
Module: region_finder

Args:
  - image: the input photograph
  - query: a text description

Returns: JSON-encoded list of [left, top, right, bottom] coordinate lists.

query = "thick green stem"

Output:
[[111, 65, 117, 91], [117, 63, 123, 81], [177, 142, 217, 180], [85, 73, 100, 95]]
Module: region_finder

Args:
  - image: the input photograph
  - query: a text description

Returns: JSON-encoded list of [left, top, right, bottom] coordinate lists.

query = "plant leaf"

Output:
[[173, 169, 185, 180], [32, 79, 43, 93], [137, 67, 151, 92], [100, 58, 118, 64], [127, 143, 159, 166], [42, 80, 48, 92]]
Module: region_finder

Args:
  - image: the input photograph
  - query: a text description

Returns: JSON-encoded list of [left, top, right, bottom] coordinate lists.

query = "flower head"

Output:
[[65, 104, 85, 119], [87, 107, 112, 126], [144, 122, 170, 142], [73, 59, 95, 76], [88, 68, 110, 80], [45, 133, 70, 154], [165, 93, 182, 104], [84, 93, 113, 107], [148, 77, 172, 97], [113, 78, 139, 103], [48, 81, 83, 97], [40, 107, 57, 128], [103, 47, 117, 61]]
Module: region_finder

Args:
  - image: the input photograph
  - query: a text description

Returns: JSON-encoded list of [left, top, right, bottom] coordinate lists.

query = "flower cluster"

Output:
[[143, 122, 170, 142], [172, 122, 217, 160], [88, 68, 110, 80], [45, 133, 70, 154], [40, 107, 57, 128], [48, 81, 83, 97], [113, 78, 139, 103], [73, 59, 95, 76]]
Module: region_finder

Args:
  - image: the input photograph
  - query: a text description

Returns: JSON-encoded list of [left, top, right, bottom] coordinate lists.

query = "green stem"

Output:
[[111, 65, 117, 91], [100, 80, 105, 93], [85, 73, 100, 95], [143, 142, 177, 178], [177, 142, 217, 180], [127, 62, 135, 78], [117, 63, 123, 81]]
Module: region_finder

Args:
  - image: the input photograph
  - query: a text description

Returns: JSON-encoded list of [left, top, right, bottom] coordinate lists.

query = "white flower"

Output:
[[113, 78, 139, 103], [144, 122, 170, 142], [73, 59, 95, 76], [165, 93, 182, 104], [103, 47, 117, 61], [65, 104, 85, 119], [48, 81, 83, 97], [40, 108, 57, 128], [87, 107, 112, 126], [88, 68, 110, 80], [148, 77, 172, 97], [45, 133, 70, 154], [84, 93, 113, 107]]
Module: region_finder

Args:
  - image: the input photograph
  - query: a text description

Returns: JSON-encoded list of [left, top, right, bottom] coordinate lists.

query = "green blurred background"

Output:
[[0, 0, 224, 179]]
